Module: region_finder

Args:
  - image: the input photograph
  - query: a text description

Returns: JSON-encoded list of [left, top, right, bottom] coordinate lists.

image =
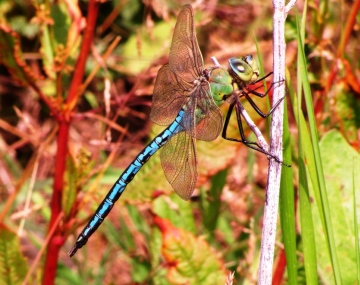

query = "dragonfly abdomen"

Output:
[[68, 110, 185, 257]]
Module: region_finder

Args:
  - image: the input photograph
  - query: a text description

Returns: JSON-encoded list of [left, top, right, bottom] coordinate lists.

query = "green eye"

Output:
[[244, 54, 254, 65], [229, 55, 260, 84]]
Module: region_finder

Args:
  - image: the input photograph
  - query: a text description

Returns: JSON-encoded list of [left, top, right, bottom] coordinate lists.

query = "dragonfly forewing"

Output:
[[169, 5, 203, 83], [151, 64, 188, 126]]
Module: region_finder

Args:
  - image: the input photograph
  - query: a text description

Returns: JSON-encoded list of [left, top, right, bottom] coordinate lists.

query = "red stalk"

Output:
[[41, 1, 99, 284]]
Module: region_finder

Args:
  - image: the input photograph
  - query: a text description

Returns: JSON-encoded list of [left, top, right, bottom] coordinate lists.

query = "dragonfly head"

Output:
[[228, 55, 260, 85]]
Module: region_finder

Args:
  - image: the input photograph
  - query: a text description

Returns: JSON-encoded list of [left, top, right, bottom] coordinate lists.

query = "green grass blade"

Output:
[[295, 59, 319, 284], [279, 98, 297, 284], [254, 35, 271, 129], [298, 127, 318, 285], [296, 14, 342, 284], [254, 35, 267, 89], [286, 48, 319, 284], [287, 64, 319, 284]]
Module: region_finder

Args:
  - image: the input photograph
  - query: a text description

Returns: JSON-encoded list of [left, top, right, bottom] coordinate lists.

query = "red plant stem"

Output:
[[41, 1, 99, 284], [272, 248, 287, 285], [325, 0, 360, 94], [337, 0, 360, 58], [66, 0, 100, 109], [42, 119, 69, 285]]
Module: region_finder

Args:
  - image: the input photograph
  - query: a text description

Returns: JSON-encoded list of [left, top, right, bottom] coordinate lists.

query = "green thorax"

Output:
[[209, 66, 233, 102]]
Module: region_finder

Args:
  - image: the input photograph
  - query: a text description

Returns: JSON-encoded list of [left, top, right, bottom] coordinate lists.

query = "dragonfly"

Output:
[[68, 4, 229, 257], [214, 55, 287, 164]]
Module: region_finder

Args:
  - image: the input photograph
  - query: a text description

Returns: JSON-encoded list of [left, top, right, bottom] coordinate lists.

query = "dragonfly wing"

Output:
[[160, 131, 197, 201], [182, 84, 223, 141], [150, 64, 187, 126], [195, 83, 224, 141], [169, 4, 203, 83]]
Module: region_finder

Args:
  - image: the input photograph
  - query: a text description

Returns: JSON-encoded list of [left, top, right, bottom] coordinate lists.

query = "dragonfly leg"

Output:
[[246, 77, 285, 98], [236, 71, 274, 99], [222, 100, 289, 166], [240, 77, 286, 118], [243, 91, 286, 118], [223, 101, 260, 146], [253, 71, 273, 86]]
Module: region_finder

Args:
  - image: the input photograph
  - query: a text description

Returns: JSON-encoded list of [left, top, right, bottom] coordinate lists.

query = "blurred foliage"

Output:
[[0, 0, 359, 284]]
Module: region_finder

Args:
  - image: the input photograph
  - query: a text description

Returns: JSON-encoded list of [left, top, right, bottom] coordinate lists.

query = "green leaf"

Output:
[[312, 130, 360, 284], [130, 256, 151, 283], [153, 216, 227, 285], [63, 156, 77, 217], [152, 194, 196, 233], [39, 2, 81, 79], [63, 148, 93, 217], [150, 227, 166, 283], [215, 215, 235, 246], [51, 3, 71, 47], [8, 16, 39, 38], [55, 263, 81, 285], [0, 226, 29, 285], [127, 203, 151, 237], [354, 169, 360, 284], [103, 218, 135, 252]]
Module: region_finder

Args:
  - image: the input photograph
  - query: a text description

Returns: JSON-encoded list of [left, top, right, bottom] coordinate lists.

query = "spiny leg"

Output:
[[222, 101, 258, 146], [222, 100, 289, 166], [243, 91, 286, 118], [253, 71, 273, 86], [245, 77, 285, 98], [239, 77, 286, 118]]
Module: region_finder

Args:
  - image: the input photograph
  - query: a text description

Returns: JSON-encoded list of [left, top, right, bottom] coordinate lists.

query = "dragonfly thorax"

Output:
[[209, 66, 233, 101]]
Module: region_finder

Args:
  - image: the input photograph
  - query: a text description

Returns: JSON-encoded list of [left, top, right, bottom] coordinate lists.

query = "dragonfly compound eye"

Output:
[[229, 57, 255, 83], [244, 54, 254, 64]]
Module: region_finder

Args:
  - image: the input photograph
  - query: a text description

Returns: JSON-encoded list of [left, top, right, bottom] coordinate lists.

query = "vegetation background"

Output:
[[0, 0, 359, 284]]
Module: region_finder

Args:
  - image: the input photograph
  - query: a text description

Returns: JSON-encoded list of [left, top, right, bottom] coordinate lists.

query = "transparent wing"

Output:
[[150, 64, 188, 126], [169, 4, 203, 83], [160, 131, 197, 201], [182, 83, 223, 141]]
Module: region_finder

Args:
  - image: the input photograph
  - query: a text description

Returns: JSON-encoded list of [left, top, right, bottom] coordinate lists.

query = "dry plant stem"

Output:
[[18, 159, 39, 236], [257, 0, 295, 284]]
